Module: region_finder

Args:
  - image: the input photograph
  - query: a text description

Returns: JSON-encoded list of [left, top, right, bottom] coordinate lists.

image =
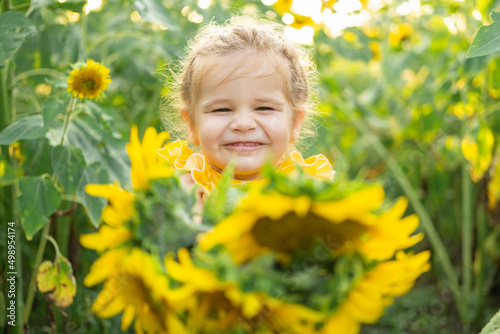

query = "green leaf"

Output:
[[480, 308, 500, 334], [202, 162, 240, 226], [0, 115, 47, 145], [51, 146, 86, 194], [42, 97, 64, 128], [468, 7, 500, 58], [76, 163, 109, 228], [29, 0, 86, 12], [132, 0, 180, 30], [37, 254, 76, 308], [18, 176, 62, 240], [21, 139, 54, 177], [67, 119, 130, 187], [0, 11, 36, 67]]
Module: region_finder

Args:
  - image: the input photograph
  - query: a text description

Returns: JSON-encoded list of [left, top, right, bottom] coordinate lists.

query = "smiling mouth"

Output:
[[223, 142, 266, 152]]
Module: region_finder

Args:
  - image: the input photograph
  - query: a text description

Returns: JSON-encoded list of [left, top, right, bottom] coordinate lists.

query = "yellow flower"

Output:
[[321, 250, 431, 334], [389, 23, 413, 47], [164, 248, 323, 333], [199, 185, 423, 264], [461, 123, 494, 182], [85, 248, 188, 334], [67, 59, 111, 99], [0, 160, 5, 178], [369, 41, 381, 61], [9, 142, 25, 164], [260, 298, 325, 334], [126, 125, 173, 190], [85, 181, 135, 226], [164, 248, 261, 332], [80, 225, 133, 252], [488, 156, 500, 210]]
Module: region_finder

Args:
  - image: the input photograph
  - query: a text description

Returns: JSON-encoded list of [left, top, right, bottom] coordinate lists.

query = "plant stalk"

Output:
[[474, 204, 486, 326], [461, 119, 473, 323], [22, 219, 51, 325], [60, 98, 77, 145], [336, 96, 459, 296]]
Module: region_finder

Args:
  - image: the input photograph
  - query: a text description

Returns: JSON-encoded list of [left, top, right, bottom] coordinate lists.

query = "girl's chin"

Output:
[[231, 165, 266, 181], [233, 171, 263, 181]]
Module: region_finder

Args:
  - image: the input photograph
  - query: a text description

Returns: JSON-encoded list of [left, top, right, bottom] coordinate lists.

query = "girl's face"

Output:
[[186, 57, 303, 181]]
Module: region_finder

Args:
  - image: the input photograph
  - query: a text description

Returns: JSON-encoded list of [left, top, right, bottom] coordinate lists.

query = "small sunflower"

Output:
[[198, 184, 423, 264], [84, 248, 189, 334], [67, 59, 111, 99], [321, 250, 431, 334]]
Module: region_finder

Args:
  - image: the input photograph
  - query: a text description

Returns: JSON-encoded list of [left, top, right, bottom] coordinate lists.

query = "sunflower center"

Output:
[[251, 213, 368, 253], [81, 78, 99, 91]]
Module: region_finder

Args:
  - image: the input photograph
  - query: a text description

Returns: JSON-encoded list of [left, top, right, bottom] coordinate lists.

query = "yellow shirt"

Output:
[[157, 140, 335, 194]]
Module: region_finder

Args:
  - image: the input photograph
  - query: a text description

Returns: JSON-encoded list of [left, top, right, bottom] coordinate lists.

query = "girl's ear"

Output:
[[182, 110, 199, 145], [292, 110, 306, 140]]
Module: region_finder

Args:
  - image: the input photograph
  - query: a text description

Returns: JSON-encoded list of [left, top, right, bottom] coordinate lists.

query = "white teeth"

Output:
[[228, 142, 262, 146]]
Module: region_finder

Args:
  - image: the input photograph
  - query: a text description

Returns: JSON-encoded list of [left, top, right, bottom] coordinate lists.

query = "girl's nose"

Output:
[[229, 110, 257, 132]]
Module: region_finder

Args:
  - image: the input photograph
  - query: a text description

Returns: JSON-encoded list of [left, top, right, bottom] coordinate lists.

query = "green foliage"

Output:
[[51, 145, 86, 194], [468, 7, 500, 57], [42, 96, 64, 128], [134, 177, 202, 257], [18, 176, 62, 239], [0, 11, 36, 67], [132, 0, 181, 30], [0, 115, 47, 145], [202, 162, 242, 226], [77, 163, 109, 227]]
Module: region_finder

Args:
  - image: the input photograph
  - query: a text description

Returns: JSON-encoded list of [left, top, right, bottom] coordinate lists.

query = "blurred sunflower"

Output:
[[80, 225, 133, 252], [199, 184, 423, 264], [165, 248, 323, 333], [321, 250, 431, 334], [85, 248, 189, 334], [126, 125, 173, 191], [67, 59, 111, 99], [85, 181, 135, 226]]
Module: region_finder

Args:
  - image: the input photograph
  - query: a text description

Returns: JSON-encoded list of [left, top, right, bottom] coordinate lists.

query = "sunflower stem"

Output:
[[335, 95, 459, 296], [474, 204, 486, 326], [23, 218, 51, 325], [46, 235, 61, 258], [1, 0, 9, 12], [60, 97, 77, 145], [461, 118, 473, 324]]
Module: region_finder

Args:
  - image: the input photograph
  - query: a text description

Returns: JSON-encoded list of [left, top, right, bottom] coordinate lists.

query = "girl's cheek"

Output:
[[267, 114, 288, 133]]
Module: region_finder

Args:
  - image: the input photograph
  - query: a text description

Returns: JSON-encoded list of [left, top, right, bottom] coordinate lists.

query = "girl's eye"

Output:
[[256, 106, 274, 111], [212, 108, 231, 112]]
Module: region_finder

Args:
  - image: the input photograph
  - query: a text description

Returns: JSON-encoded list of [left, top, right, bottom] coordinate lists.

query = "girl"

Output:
[[159, 16, 334, 196]]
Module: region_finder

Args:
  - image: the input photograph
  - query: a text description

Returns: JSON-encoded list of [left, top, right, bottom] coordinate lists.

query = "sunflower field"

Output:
[[1, 0, 500, 333]]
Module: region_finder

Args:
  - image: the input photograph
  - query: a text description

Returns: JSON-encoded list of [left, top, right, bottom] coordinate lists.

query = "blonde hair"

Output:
[[161, 16, 318, 150]]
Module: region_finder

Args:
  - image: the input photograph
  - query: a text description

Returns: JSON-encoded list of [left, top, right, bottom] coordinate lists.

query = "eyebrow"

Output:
[[201, 97, 285, 109], [201, 98, 232, 109]]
